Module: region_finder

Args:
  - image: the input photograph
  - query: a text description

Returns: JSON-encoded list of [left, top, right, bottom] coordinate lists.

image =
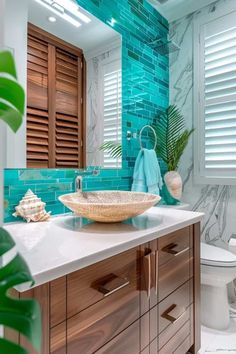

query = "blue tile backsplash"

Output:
[[4, 0, 169, 222]]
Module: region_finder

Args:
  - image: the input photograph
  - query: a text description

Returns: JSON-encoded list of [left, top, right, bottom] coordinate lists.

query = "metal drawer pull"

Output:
[[162, 242, 190, 256], [144, 253, 151, 299], [150, 251, 158, 295], [98, 274, 130, 297], [161, 304, 186, 324]]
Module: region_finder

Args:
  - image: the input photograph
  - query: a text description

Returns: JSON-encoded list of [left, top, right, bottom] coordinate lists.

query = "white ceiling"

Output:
[[28, 0, 120, 53], [148, 0, 217, 22]]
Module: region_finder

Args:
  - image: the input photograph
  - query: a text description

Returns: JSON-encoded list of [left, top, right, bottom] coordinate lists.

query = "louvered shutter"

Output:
[[55, 48, 81, 168], [27, 35, 49, 167], [194, 10, 236, 182], [27, 26, 83, 168], [103, 60, 122, 168]]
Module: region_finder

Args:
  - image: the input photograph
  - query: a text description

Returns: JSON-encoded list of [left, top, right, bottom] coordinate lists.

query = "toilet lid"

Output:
[[201, 242, 236, 267]]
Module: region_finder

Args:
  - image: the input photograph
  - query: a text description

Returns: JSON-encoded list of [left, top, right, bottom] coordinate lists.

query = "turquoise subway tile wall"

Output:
[[4, 0, 169, 223]]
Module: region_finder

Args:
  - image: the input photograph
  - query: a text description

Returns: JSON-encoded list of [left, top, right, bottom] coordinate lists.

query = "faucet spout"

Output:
[[74, 169, 100, 192], [75, 175, 83, 192]]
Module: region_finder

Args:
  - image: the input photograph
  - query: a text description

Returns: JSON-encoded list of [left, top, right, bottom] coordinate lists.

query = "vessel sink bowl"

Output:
[[59, 191, 161, 223]]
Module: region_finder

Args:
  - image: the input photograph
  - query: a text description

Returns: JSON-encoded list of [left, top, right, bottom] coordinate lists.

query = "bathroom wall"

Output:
[[4, 0, 169, 222], [170, 0, 236, 245], [1, 0, 28, 168]]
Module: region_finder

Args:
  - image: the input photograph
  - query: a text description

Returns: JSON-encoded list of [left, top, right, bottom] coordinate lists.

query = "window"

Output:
[[194, 9, 236, 184], [102, 59, 122, 168]]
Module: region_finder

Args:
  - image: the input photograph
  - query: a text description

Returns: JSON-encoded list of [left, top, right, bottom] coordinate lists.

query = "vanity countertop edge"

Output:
[[4, 207, 204, 292]]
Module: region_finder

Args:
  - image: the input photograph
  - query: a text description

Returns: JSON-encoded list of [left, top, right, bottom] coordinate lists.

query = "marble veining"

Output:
[[169, 0, 236, 245]]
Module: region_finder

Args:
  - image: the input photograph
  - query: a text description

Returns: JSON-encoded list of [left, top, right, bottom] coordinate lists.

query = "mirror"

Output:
[[7, 0, 122, 169]]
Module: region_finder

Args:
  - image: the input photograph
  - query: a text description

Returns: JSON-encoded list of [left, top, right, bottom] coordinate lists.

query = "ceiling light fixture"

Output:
[[48, 16, 57, 22], [51, 2, 64, 13], [34, 0, 81, 27], [53, 0, 91, 23]]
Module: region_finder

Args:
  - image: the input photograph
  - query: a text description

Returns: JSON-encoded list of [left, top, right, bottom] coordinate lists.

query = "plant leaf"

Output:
[[0, 51, 17, 79], [0, 78, 24, 114], [0, 51, 24, 132], [100, 141, 122, 158], [0, 101, 23, 133], [154, 105, 194, 171], [0, 338, 28, 354], [0, 228, 41, 354]]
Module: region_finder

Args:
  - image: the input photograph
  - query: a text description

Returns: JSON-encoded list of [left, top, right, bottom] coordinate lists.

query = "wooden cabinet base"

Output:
[[5, 224, 200, 354]]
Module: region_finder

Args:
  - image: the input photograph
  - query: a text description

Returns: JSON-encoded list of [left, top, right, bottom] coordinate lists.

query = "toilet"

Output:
[[201, 242, 236, 330]]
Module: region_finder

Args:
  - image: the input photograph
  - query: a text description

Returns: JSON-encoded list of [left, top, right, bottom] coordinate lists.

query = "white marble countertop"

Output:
[[4, 207, 203, 292]]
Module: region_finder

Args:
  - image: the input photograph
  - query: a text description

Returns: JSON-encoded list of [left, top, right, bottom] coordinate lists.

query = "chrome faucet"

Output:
[[74, 169, 100, 192]]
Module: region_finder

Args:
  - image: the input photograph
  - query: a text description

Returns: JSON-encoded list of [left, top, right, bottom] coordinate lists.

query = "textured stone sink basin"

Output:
[[59, 191, 161, 223]]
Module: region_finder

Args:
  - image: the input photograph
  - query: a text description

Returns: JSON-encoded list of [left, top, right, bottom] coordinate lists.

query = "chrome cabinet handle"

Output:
[[143, 253, 151, 299], [98, 274, 130, 297], [161, 304, 186, 324], [162, 242, 190, 256]]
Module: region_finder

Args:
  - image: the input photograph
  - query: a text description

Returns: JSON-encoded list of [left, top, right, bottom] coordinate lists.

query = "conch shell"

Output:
[[164, 171, 182, 200], [13, 189, 51, 223]]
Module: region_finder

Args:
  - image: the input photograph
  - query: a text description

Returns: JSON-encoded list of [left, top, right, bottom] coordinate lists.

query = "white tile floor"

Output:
[[198, 317, 236, 353]]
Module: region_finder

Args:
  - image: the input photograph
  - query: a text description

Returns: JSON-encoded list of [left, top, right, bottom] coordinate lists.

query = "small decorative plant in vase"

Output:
[[154, 105, 194, 205]]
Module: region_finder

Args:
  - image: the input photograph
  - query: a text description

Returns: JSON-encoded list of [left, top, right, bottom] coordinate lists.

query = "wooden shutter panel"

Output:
[[55, 48, 81, 168], [27, 35, 49, 168], [27, 25, 84, 168]]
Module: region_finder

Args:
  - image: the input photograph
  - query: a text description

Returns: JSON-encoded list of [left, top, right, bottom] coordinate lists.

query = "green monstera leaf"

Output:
[[0, 227, 41, 354], [0, 51, 25, 132]]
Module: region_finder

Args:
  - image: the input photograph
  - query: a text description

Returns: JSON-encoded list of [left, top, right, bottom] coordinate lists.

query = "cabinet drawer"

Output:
[[95, 319, 140, 354], [67, 271, 140, 353], [174, 334, 192, 354], [158, 227, 192, 267], [67, 247, 139, 318], [159, 247, 193, 301], [159, 280, 193, 349], [159, 320, 192, 354]]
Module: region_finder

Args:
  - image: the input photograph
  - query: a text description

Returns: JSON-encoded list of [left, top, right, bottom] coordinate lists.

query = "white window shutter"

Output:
[[102, 60, 122, 168], [194, 10, 236, 184]]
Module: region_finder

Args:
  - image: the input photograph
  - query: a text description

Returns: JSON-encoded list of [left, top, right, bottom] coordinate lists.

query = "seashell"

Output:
[[13, 189, 51, 223], [164, 171, 182, 200]]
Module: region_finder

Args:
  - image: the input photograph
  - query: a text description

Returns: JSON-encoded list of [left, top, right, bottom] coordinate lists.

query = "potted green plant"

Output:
[[0, 50, 41, 353], [154, 105, 194, 205]]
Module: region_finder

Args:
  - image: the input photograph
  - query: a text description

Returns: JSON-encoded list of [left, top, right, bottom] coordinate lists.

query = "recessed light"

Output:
[[48, 16, 57, 22], [54, 0, 91, 23], [35, 0, 81, 27]]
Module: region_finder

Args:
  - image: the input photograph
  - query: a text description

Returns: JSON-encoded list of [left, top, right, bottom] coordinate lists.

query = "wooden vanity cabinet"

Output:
[[8, 223, 200, 354]]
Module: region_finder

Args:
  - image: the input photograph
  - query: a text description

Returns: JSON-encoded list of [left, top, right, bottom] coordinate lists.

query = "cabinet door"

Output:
[[50, 322, 66, 354], [19, 284, 50, 354]]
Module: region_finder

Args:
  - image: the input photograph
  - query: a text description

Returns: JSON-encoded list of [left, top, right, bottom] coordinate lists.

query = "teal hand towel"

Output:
[[131, 149, 163, 195]]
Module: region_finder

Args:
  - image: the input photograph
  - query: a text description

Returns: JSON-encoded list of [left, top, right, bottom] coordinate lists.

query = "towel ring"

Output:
[[139, 125, 157, 150]]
